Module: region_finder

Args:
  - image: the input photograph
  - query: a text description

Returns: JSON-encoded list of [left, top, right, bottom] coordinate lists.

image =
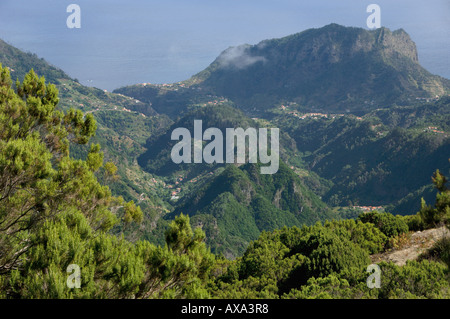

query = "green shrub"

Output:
[[324, 219, 387, 254], [377, 260, 450, 299], [282, 225, 371, 288], [358, 211, 409, 238], [404, 214, 425, 231]]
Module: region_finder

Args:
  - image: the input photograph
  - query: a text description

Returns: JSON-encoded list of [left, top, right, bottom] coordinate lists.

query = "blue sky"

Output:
[[0, 0, 449, 90]]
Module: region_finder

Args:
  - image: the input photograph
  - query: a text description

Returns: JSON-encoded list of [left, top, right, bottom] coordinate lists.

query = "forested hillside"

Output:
[[1, 22, 450, 301], [170, 162, 334, 257], [272, 100, 450, 212]]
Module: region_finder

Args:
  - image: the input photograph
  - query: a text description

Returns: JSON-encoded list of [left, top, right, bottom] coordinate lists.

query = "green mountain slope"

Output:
[[273, 97, 450, 212], [0, 38, 70, 84], [113, 82, 232, 118], [169, 162, 334, 258], [0, 39, 170, 219], [138, 105, 260, 177], [0, 39, 157, 115]]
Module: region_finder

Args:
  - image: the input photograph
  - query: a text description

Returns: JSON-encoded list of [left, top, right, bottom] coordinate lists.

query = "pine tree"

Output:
[[0, 65, 214, 298]]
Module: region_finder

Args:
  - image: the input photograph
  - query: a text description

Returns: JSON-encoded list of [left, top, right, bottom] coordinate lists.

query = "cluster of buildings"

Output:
[[286, 110, 345, 120], [424, 126, 445, 134], [353, 205, 384, 212], [166, 175, 185, 200], [199, 98, 229, 107], [279, 103, 349, 120], [170, 188, 182, 200], [415, 96, 440, 103], [167, 172, 214, 201]]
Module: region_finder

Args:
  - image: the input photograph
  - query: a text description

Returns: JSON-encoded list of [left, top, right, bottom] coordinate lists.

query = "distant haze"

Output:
[[1, 0, 449, 91]]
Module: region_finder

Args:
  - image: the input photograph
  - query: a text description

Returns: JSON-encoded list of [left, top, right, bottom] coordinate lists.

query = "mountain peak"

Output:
[[211, 24, 419, 72], [191, 24, 446, 113]]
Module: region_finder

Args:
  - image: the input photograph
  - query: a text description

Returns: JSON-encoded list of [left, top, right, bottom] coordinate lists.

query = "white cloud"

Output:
[[217, 44, 267, 69]]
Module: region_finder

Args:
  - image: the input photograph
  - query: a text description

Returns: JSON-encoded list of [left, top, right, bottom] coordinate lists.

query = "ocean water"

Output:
[[0, 0, 449, 91]]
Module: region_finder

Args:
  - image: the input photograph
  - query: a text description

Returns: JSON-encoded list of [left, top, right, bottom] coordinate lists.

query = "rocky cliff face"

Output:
[[372, 28, 418, 63]]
